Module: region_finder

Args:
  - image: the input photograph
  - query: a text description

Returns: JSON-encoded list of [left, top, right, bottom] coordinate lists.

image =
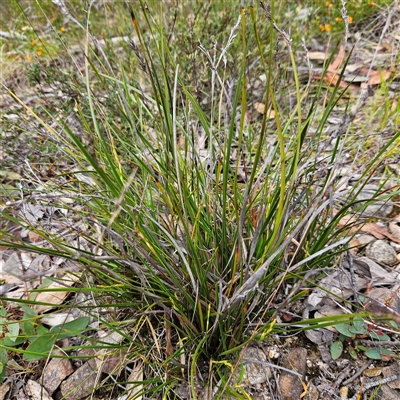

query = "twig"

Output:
[[336, 365, 353, 387], [357, 340, 400, 346], [342, 360, 373, 386], [344, 375, 398, 400], [0, 31, 27, 40]]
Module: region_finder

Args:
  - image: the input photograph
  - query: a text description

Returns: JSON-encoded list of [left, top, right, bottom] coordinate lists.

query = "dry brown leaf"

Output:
[[165, 313, 173, 358], [360, 223, 400, 244], [360, 223, 387, 239], [127, 362, 144, 400], [337, 214, 357, 226], [336, 215, 400, 244], [330, 45, 345, 71], [336, 214, 362, 236], [381, 353, 397, 362], [308, 51, 327, 60], [254, 102, 275, 119], [28, 231, 43, 243], [364, 368, 382, 377], [358, 68, 392, 86], [313, 46, 391, 89], [254, 102, 265, 114], [0, 381, 11, 400], [318, 45, 360, 89], [33, 273, 81, 313], [348, 237, 361, 253]]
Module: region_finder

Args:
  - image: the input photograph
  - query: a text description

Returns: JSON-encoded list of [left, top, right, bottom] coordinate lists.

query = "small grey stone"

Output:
[[388, 218, 400, 239], [366, 240, 397, 265], [356, 187, 393, 217], [236, 346, 272, 386], [357, 234, 376, 245], [390, 242, 400, 252]]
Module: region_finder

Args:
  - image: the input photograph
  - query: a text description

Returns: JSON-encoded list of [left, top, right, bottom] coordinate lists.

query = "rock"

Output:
[[94, 330, 125, 375], [382, 361, 400, 389], [42, 357, 74, 395], [366, 240, 397, 265], [278, 347, 307, 400], [357, 234, 376, 245], [339, 360, 400, 398], [236, 346, 272, 386], [26, 380, 52, 400], [356, 186, 393, 217], [378, 385, 399, 400], [364, 287, 400, 323], [390, 242, 400, 252], [60, 362, 98, 400], [0, 380, 11, 400], [388, 217, 400, 240], [231, 345, 272, 399]]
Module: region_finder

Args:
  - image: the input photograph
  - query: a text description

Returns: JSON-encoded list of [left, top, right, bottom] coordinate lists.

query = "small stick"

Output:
[[342, 360, 373, 386]]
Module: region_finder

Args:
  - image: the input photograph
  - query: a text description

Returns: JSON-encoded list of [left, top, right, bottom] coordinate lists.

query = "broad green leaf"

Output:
[[23, 334, 57, 361], [389, 320, 399, 329], [37, 324, 48, 336], [352, 317, 364, 330], [380, 349, 395, 356], [335, 323, 353, 337], [348, 325, 367, 335], [348, 346, 358, 360], [369, 331, 390, 341], [0, 308, 7, 332], [22, 318, 89, 361], [20, 304, 38, 317], [0, 347, 8, 381], [50, 317, 90, 339], [364, 348, 382, 360], [357, 294, 366, 303], [2, 336, 26, 346], [6, 322, 20, 342], [330, 341, 343, 360], [22, 320, 37, 342], [349, 317, 367, 335]]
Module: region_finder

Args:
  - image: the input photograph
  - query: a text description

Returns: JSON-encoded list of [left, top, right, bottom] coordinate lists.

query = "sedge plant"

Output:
[[1, 1, 399, 399]]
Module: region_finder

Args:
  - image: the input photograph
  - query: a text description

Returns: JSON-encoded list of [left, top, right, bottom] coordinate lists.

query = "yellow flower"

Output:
[[36, 47, 43, 56], [369, 1, 376, 5], [335, 17, 343, 23], [31, 40, 36, 46], [348, 16, 353, 24], [27, 55, 33, 61], [319, 23, 331, 32], [325, 1, 333, 7], [60, 26, 65, 32]]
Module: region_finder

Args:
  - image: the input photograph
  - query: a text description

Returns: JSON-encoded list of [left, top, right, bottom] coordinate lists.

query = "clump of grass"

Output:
[[1, 1, 399, 398]]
